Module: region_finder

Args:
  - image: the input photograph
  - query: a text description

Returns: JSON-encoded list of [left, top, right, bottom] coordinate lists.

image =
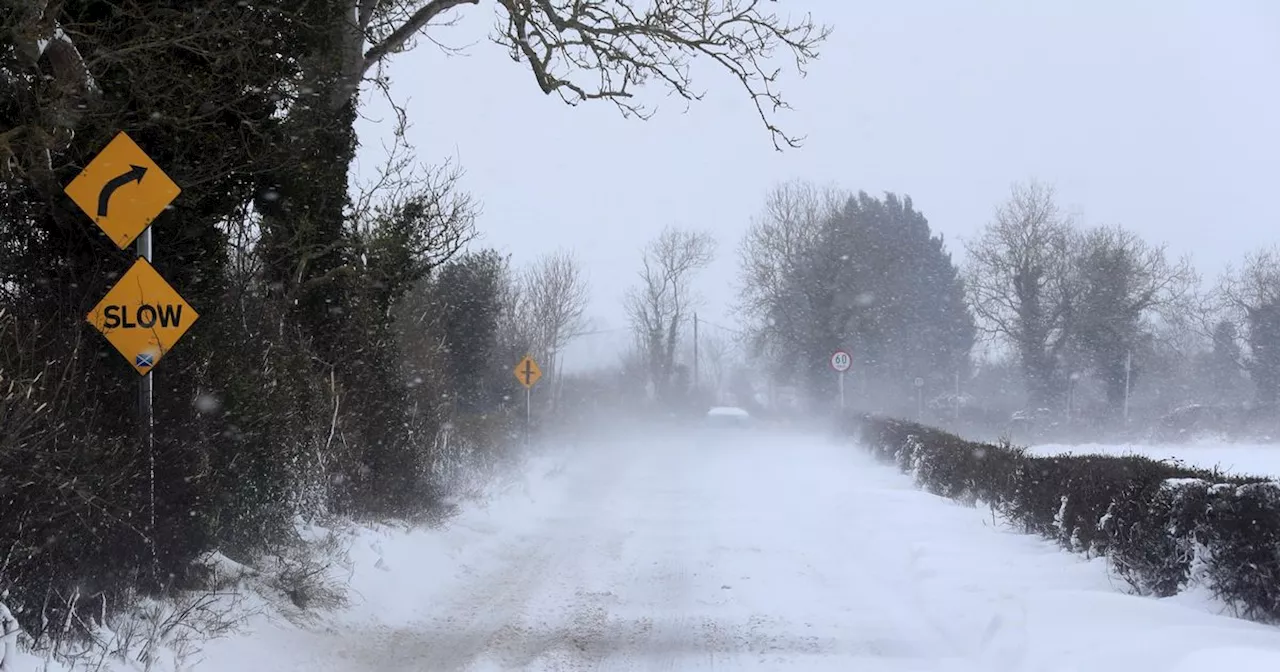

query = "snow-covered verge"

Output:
[[0, 444, 573, 672], [1029, 440, 1280, 478], [195, 445, 581, 670], [0, 584, 243, 672], [852, 414, 1280, 626]]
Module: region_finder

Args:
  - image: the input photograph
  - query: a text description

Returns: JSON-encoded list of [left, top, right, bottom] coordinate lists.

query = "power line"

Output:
[[573, 326, 631, 337], [571, 321, 744, 338], [702, 320, 746, 336]]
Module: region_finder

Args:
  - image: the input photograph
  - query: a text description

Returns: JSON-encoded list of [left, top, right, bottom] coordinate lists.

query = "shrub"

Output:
[[852, 414, 1280, 623]]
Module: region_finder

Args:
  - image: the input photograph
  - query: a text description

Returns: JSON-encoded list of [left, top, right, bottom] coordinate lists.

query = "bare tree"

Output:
[[523, 250, 590, 382], [358, 164, 478, 302], [1217, 245, 1280, 405], [737, 180, 848, 381], [625, 227, 716, 402], [965, 180, 1079, 407], [495, 258, 533, 356]]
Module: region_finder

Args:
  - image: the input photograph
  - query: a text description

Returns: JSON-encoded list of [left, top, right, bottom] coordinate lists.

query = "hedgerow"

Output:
[[849, 414, 1280, 623]]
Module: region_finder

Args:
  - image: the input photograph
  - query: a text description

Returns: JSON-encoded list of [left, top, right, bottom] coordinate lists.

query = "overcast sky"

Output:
[[353, 1, 1279, 371]]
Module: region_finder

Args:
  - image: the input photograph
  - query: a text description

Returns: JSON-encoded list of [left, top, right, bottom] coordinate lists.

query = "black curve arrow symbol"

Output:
[[97, 165, 147, 217]]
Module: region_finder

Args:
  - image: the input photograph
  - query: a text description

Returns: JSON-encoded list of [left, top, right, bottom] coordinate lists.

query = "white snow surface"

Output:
[[186, 431, 1280, 671], [1029, 441, 1280, 478]]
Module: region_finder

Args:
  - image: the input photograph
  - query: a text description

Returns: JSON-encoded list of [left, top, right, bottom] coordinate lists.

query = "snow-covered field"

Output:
[[1028, 441, 1280, 478], [18, 430, 1280, 671]]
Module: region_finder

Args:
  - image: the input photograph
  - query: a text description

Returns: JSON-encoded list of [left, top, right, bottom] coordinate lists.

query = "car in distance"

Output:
[[704, 406, 752, 429]]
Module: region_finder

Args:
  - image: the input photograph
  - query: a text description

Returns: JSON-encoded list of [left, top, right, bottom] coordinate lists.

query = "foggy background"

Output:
[[354, 0, 1280, 374]]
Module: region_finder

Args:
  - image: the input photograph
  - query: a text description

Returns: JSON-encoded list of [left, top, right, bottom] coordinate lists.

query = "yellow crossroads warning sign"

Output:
[[63, 131, 181, 249], [87, 258, 198, 375], [514, 355, 542, 389]]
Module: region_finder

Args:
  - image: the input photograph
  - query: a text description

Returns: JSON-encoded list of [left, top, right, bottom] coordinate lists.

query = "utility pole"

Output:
[[1124, 349, 1132, 424], [1067, 372, 1079, 422], [954, 369, 961, 422], [692, 312, 699, 392], [914, 377, 924, 421]]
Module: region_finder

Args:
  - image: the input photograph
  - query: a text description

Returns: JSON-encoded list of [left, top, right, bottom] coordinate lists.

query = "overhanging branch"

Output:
[[362, 0, 479, 76]]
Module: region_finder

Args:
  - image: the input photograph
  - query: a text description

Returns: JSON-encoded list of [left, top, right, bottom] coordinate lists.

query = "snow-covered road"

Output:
[[204, 430, 1280, 671]]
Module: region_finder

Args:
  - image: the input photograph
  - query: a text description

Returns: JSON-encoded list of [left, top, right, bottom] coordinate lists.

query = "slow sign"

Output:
[[87, 258, 198, 375]]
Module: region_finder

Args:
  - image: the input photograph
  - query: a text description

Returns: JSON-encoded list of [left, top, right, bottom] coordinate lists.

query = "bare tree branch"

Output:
[[489, 0, 830, 150], [362, 0, 481, 74]]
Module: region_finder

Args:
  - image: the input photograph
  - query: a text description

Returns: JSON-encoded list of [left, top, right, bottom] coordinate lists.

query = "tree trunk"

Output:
[[252, 10, 420, 511]]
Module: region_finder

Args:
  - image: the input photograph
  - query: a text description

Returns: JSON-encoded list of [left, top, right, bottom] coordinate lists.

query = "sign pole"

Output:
[[514, 355, 541, 449], [830, 350, 851, 412], [838, 371, 845, 410], [137, 226, 157, 579], [138, 228, 154, 440]]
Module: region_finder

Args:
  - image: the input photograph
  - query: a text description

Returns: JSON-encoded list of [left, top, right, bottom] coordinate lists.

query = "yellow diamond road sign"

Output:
[[514, 355, 542, 389], [64, 131, 181, 250], [87, 258, 198, 375]]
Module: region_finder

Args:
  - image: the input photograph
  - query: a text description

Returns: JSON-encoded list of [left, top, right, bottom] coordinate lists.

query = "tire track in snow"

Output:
[[350, 445, 627, 671]]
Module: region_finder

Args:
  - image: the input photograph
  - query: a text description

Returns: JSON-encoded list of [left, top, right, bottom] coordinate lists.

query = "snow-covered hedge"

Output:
[[852, 414, 1280, 624]]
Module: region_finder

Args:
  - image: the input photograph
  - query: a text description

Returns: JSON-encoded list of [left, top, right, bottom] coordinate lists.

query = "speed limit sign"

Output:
[[830, 350, 851, 372]]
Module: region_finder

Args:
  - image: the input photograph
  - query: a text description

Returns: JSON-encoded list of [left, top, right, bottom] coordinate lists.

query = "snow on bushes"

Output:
[[850, 414, 1280, 623]]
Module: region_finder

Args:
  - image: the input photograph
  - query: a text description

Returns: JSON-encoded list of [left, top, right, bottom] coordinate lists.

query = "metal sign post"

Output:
[[838, 372, 845, 410], [830, 351, 851, 411], [137, 227, 155, 551], [513, 355, 542, 449]]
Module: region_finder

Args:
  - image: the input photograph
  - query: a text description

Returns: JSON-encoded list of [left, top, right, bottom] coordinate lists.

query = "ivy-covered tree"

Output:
[[1220, 246, 1280, 406], [1209, 320, 1246, 403], [1071, 225, 1194, 416], [965, 181, 1077, 407]]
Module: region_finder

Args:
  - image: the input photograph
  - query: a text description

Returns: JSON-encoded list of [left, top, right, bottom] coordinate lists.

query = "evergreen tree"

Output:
[[838, 192, 974, 396], [429, 251, 510, 413]]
